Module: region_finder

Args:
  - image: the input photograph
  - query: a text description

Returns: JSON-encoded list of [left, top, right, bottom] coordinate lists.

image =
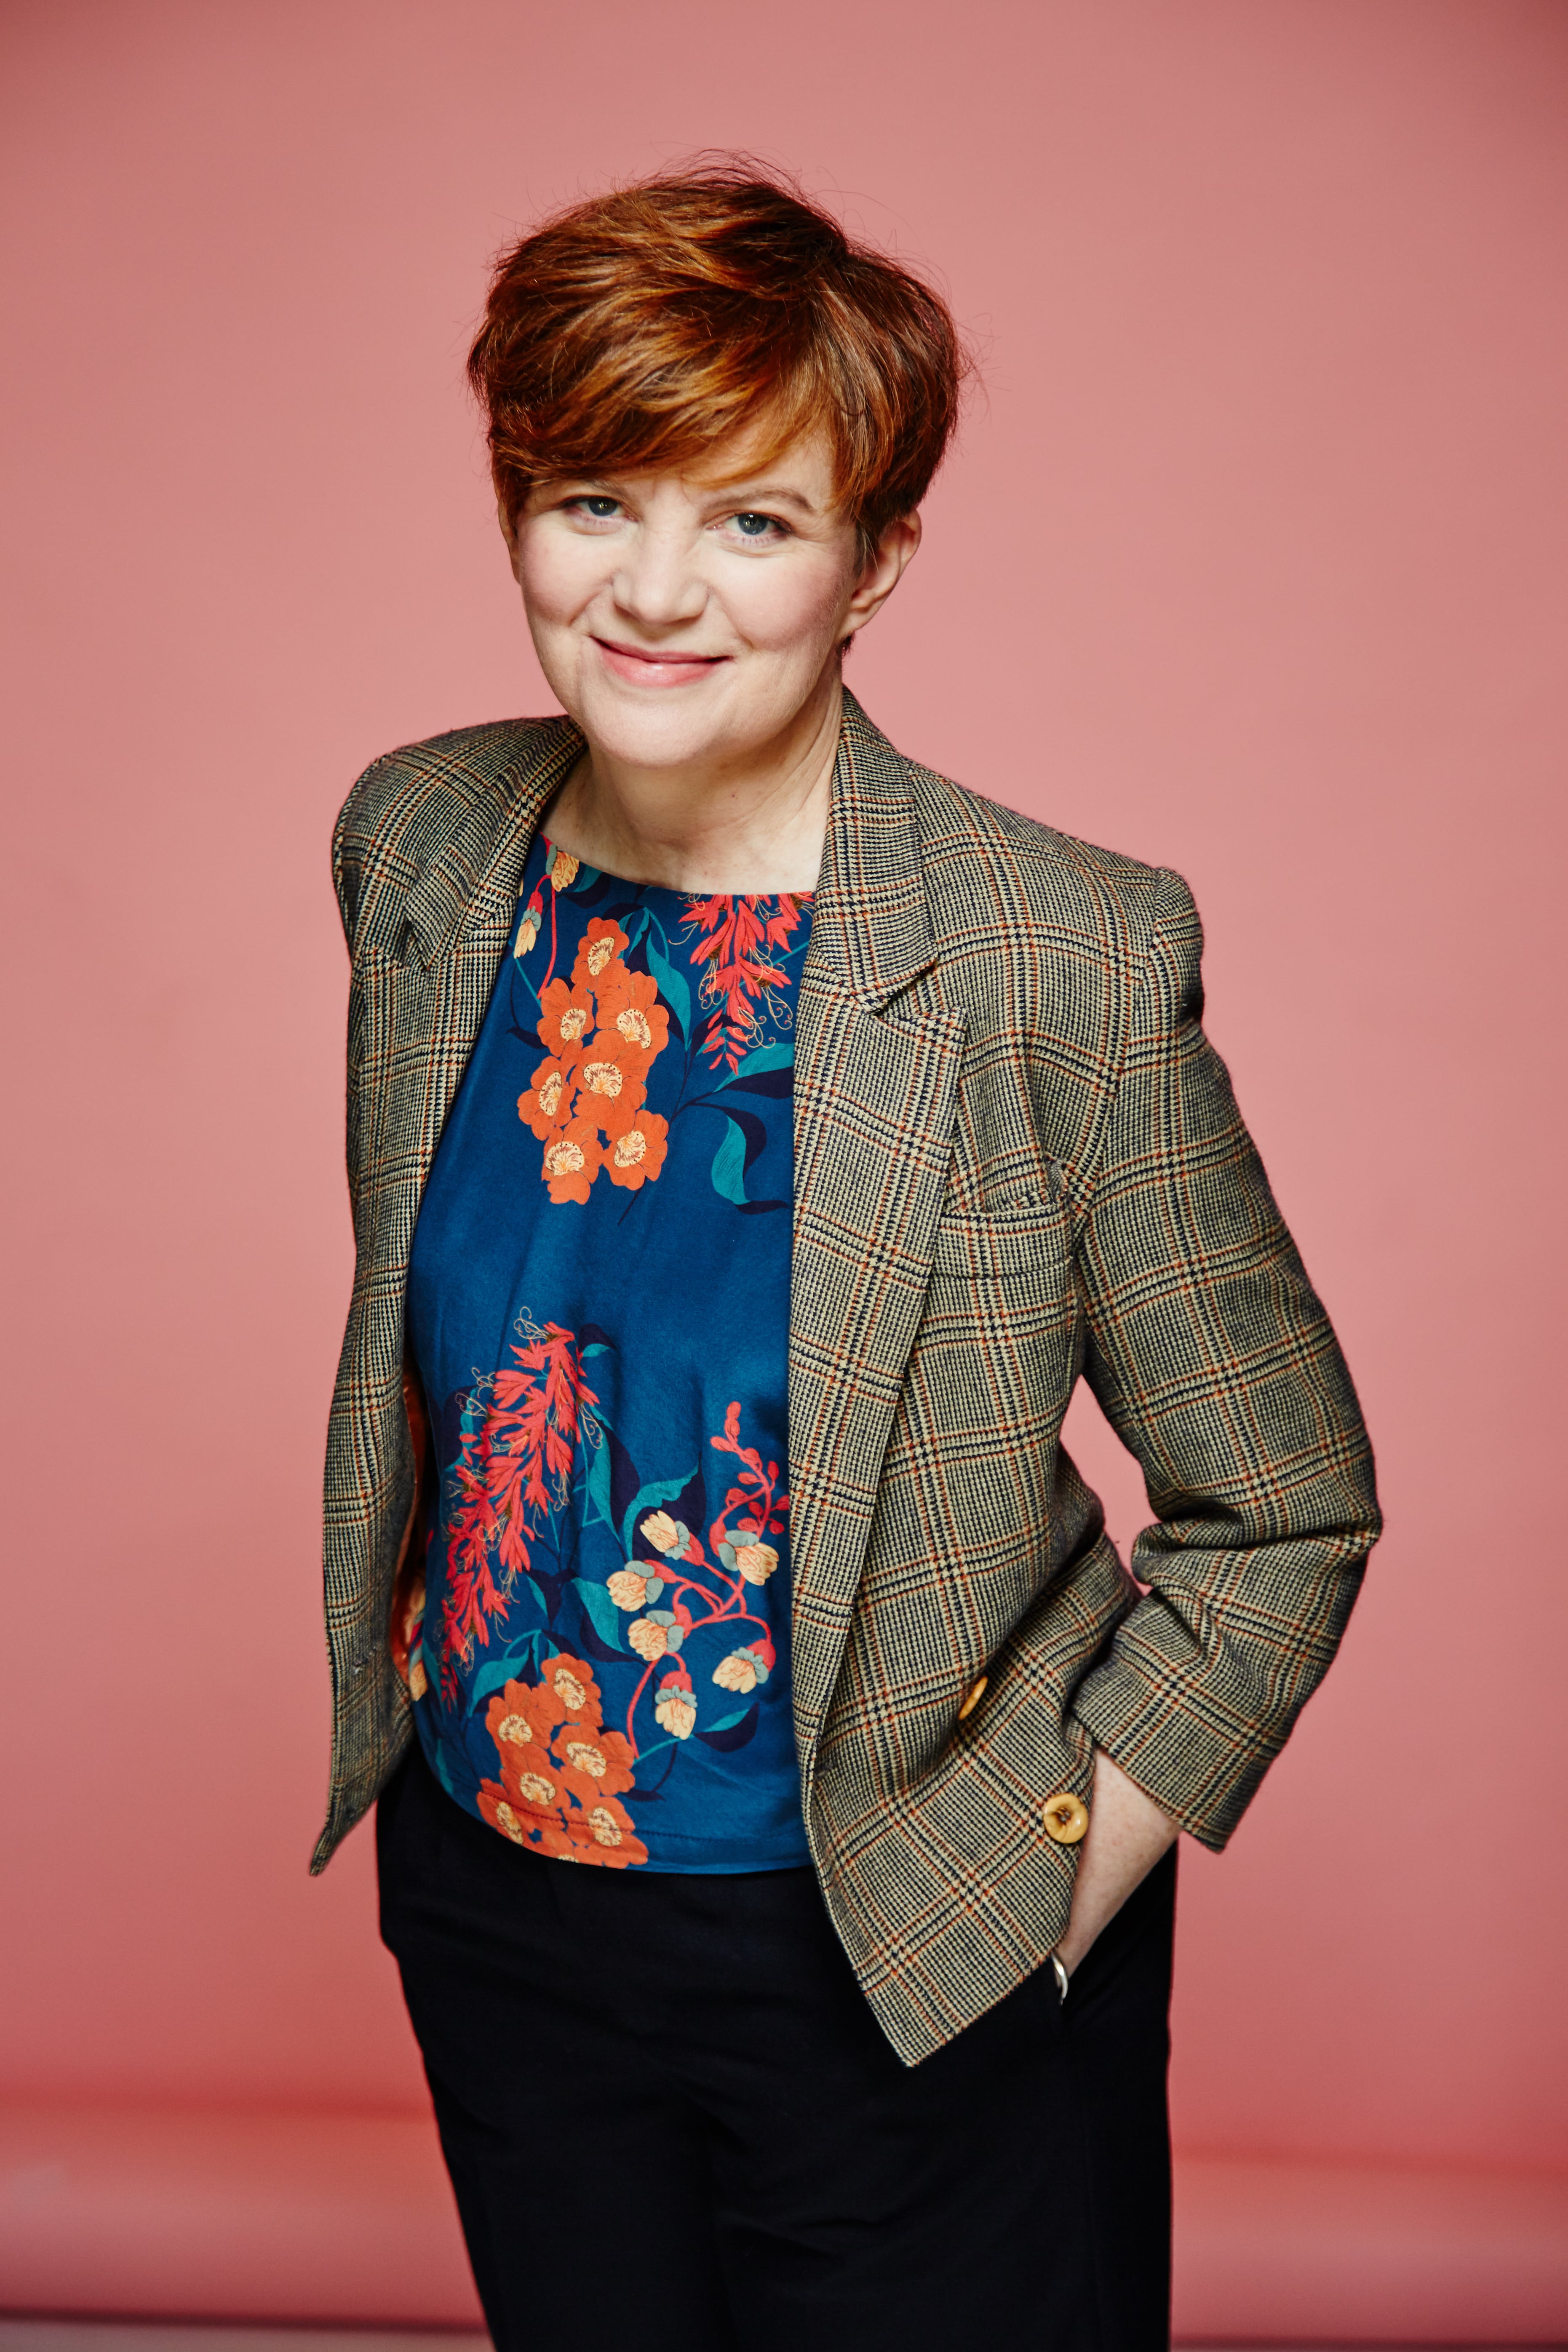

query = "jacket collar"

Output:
[[404, 691, 935, 1007], [403, 715, 582, 968], [813, 691, 938, 1011]]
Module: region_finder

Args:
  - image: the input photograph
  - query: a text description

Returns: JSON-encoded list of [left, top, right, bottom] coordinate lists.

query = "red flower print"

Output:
[[538, 977, 595, 1060], [603, 1108, 669, 1190], [679, 891, 809, 1073], [518, 1056, 572, 1140], [543, 1116, 601, 1204], [439, 1324, 598, 1695], [571, 918, 630, 987]]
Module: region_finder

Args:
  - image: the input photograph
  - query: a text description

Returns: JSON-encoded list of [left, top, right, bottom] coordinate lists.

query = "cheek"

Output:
[[729, 555, 853, 660], [517, 527, 602, 629]]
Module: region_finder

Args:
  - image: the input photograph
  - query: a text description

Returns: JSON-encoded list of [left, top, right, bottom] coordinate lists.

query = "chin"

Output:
[[572, 683, 779, 773]]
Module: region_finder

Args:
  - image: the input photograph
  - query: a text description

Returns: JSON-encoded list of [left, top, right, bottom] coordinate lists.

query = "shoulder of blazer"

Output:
[[331, 714, 565, 958], [902, 758, 1192, 977]]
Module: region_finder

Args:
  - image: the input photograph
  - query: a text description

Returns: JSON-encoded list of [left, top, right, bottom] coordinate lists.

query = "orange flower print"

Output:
[[734, 1539, 780, 1585], [541, 1652, 602, 1722], [518, 1057, 572, 1140], [571, 918, 630, 987], [539, 979, 595, 1061], [484, 1678, 558, 1758], [604, 1109, 669, 1190], [548, 846, 579, 892], [577, 1043, 645, 1108], [393, 1574, 427, 1695], [478, 1783, 530, 1845], [628, 1617, 669, 1663], [552, 1724, 637, 1804], [543, 1117, 601, 1204], [526, 918, 673, 1204], [596, 968, 670, 1060], [480, 1656, 646, 1868], [640, 1510, 684, 1554], [573, 1797, 649, 1867]]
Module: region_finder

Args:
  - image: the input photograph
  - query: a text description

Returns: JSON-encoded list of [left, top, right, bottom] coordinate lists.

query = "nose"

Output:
[[610, 518, 708, 630]]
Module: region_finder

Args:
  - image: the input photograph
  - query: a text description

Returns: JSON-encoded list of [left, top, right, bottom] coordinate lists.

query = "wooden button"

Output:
[[1042, 1791, 1090, 1844], [957, 1675, 988, 1721]]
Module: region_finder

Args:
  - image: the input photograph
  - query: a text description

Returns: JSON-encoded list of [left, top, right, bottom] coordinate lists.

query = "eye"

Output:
[[567, 494, 622, 521], [724, 510, 788, 543]]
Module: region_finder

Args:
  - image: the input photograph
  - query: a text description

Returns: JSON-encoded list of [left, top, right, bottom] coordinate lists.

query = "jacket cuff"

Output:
[[1069, 1654, 1277, 1853]]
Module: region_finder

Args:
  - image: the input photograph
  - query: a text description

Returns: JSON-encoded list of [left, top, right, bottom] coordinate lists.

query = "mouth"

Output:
[[591, 636, 729, 689]]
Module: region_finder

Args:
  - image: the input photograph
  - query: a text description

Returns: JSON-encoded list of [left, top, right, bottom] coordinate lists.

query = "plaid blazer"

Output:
[[315, 691, 1379, 2063]]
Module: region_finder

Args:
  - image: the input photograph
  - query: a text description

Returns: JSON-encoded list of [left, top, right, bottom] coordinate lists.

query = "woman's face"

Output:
[[506, 432, 916, 775]]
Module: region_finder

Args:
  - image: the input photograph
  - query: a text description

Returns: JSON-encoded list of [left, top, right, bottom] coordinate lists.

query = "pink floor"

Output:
[[2, 2107, 1565, 2342]]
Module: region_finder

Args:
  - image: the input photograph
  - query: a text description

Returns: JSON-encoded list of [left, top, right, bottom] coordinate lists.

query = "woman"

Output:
[[316, 166, 1379, 2350]]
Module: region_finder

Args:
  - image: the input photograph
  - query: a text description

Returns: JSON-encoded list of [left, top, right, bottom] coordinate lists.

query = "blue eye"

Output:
[[579, 496, 619, 518], [733, 512, 775, 537]]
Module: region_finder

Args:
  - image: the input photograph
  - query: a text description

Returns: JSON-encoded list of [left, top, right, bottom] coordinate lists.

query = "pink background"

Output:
[[3, 0, 1566, 2333]]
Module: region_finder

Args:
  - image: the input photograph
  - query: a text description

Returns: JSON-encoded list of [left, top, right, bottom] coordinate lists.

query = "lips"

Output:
[[593, 636, 728, 688]]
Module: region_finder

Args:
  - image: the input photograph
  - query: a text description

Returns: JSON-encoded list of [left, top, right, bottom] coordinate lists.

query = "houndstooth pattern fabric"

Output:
[[315, 693, 1380, 2064]]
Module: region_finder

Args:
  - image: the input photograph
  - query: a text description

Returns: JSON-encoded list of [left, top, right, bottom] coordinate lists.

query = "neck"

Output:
[[542, 671, 842, 895]]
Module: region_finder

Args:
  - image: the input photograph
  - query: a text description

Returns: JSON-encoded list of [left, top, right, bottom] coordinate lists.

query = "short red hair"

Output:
[[467, 161, 967, 559]]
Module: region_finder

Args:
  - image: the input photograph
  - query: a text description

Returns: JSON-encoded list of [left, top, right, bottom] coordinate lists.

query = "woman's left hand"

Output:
[[1054, 1749, 1179, 1977]]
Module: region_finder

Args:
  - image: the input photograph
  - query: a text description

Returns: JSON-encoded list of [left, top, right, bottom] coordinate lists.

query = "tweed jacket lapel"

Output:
[[788, 696, 968, 1797], [403, 716, 581, 972]]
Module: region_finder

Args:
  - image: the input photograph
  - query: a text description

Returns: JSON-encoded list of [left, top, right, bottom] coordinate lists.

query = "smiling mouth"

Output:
[[592, 636, 729, 684]]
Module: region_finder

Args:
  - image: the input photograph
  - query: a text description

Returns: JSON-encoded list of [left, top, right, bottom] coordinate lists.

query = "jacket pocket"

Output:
[[930, 1195, 1073, 1291]]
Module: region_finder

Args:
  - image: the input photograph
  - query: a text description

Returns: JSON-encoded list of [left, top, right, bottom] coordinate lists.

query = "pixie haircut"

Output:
[[467, 163, 966, 561]]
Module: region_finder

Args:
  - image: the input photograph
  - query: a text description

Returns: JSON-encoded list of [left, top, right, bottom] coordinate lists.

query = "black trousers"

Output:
[[378, 1738, 1175, 2352]]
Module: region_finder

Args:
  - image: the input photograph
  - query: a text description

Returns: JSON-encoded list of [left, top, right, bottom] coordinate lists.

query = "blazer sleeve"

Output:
[[1068, 867, 1381, 1849]]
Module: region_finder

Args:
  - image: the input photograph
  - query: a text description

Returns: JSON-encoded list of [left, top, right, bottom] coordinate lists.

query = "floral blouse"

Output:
[[401, 826, 814, 1872]]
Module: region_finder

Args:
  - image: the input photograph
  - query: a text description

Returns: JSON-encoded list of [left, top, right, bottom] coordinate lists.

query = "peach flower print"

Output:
[[654, 1675, 698, 1741], [608, 1566, 665, 1611]]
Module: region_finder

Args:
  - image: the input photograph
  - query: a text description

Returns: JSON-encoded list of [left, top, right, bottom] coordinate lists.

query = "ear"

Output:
[[841, 511, 922, 643]]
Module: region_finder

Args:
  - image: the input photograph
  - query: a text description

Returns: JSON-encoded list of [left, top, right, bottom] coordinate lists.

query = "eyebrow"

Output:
[[714, 480, 827, 517], [719, 482, 820, 516], [553, 469, 825, 518]]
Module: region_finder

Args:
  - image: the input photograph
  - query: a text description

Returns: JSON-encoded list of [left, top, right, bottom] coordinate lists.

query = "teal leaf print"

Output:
[[710, 1116, 750, 1205], [572, 1577, 626, 1652], [470, 1646, 541, 1704], [643, 934, 691, 1042], [726, 1039, 795, 1080]]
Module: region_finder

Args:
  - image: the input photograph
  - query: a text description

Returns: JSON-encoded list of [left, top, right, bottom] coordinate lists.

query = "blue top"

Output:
[[403, 825, 814, 1872]]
